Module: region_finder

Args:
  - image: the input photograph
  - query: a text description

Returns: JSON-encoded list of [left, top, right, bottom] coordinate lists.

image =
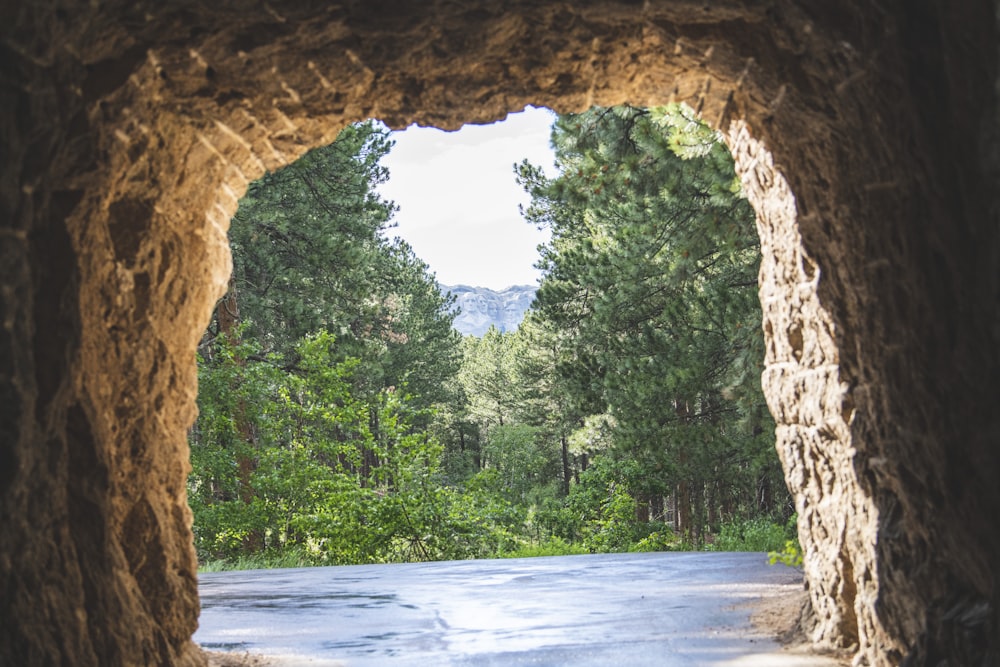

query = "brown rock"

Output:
[[0, 1, 996, 665]]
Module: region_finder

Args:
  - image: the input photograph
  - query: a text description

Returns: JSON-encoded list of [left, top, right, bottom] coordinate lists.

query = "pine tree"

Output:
[[520, 105, 787, 538], [190, 122, 464, 561]]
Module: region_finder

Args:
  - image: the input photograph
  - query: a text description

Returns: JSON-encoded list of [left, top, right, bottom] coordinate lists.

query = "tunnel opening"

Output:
[[188, 104, 800, 574]]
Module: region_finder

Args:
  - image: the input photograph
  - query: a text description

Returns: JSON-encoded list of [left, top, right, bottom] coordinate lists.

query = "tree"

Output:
[[458, 327, 520, 441], [520, 105, 787, 539], [371, 239, 462, 412], [225, 121, 396, 355], [513, 312, 585, 496], [190, 108, 791, 565], [190, 331, 483, 564], [220, 121, 461, 407], [190, 122, 465, 562]]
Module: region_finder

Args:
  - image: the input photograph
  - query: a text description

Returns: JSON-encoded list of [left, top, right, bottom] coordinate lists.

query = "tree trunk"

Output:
[[671, 487, 679, 532], [650, 494, 665, 523], [560, 433, 571, 496], [677, 480, 691, 537], [706, 481, 717, 531], [215, 276, 241, 340], [215, 278, 262, 551], [693, 479, 705, 542], [635, 492, 650, 523], [759, 474, 772, 515]]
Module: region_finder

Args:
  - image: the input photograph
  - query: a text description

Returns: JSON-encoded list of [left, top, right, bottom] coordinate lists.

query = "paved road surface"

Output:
[[197, 552, 839, 666]]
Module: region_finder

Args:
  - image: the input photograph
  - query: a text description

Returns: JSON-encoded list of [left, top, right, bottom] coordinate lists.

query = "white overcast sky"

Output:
[[378, 106, 557, 290]]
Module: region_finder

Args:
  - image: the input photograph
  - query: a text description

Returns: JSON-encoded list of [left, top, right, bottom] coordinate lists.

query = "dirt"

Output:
[[748, 587, 854, 665], [203, 650, 272, 667]]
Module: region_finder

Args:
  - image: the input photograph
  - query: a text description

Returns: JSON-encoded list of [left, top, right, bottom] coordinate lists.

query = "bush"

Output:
[[767, 513, 802, 566], [711, 517, 788, 553], [579, 485, 630, 551], [768, 540, 804, 567], [500, 537, 590, 558], [629, 527, 677, 552]]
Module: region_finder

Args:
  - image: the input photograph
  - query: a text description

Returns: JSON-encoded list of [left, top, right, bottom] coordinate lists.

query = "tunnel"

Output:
[[1, 1, 997, 665]]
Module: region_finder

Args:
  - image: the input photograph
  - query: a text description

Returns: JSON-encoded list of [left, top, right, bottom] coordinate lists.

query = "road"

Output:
[[196, 552, 841, 666]]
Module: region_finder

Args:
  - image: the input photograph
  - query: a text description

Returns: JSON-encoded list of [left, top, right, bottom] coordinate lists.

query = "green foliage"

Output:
[[768, 513, 803, 567], [711, 518, 789, 553], [199, 549, 315, 573], [190, 122, 474, 568], [458, 327, 520, 433], [768, 540, 804, 568], [501, 538, 589, 559], [630, 530, 679, 553], [517, 455, 669, 553], [708, 513, 800, 560], [482, 423, 562, 504], [224, 120, 460, 409], [518, 104, 788, 540], [228, 121, 396, 352], [191, 108, 794, 570], [587, 484, 642, 552], [191, 330, 519, 565]]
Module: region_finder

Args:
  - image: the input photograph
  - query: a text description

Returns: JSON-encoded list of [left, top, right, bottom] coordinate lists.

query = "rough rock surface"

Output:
[[1, 1, 997, 666]]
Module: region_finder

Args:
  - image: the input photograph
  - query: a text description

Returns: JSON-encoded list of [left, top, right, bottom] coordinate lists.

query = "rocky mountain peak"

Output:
[[443, 284, 537, 336]]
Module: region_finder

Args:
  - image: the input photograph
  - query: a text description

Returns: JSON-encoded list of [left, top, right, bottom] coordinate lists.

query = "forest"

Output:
[[188, 105, 800, 570]]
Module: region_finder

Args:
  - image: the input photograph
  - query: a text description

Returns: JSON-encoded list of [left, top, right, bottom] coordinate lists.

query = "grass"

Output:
[[198, 549, 316, 573], [710, 516, 795, 554], [499, 537, 590, 559], [198, 517, 802, 571]]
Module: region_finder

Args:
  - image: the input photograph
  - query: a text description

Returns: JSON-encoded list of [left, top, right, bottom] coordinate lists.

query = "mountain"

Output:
[[443, 284, 537, 337]]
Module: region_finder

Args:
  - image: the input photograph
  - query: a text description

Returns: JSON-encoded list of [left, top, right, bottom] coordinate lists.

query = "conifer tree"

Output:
[[520, 105, 787, 536], [190, 122, 464, 561]]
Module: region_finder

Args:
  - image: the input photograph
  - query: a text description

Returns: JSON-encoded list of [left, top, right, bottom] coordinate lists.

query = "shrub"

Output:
[[712, 517, 788, 552], [501, 537, 590, 558]]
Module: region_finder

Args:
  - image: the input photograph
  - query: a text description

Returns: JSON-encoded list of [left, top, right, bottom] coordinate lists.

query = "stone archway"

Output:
[[2, 2, 997, 665]]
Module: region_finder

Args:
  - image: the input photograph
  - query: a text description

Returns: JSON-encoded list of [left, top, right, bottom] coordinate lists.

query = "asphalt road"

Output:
[[196, 552, 840, 666]]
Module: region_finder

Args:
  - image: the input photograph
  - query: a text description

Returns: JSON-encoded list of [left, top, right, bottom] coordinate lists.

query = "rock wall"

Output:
[[1, 1, 996, 665]]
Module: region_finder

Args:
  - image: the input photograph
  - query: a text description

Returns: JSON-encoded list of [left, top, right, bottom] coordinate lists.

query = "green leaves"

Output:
[[224, 121, 460, 410], [190, 328, 499, 565], [230, 122, 395, 350], [191, 107, 792, 567], [519, 104, 787, 540], [190, 121, 476, 566]]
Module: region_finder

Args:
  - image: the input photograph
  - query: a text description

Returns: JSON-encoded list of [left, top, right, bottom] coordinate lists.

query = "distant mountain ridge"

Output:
[[443, 284, 537, 337]]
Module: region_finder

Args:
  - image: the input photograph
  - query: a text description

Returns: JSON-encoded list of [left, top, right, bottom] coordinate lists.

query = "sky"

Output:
[[377, 106, 557, 290]]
